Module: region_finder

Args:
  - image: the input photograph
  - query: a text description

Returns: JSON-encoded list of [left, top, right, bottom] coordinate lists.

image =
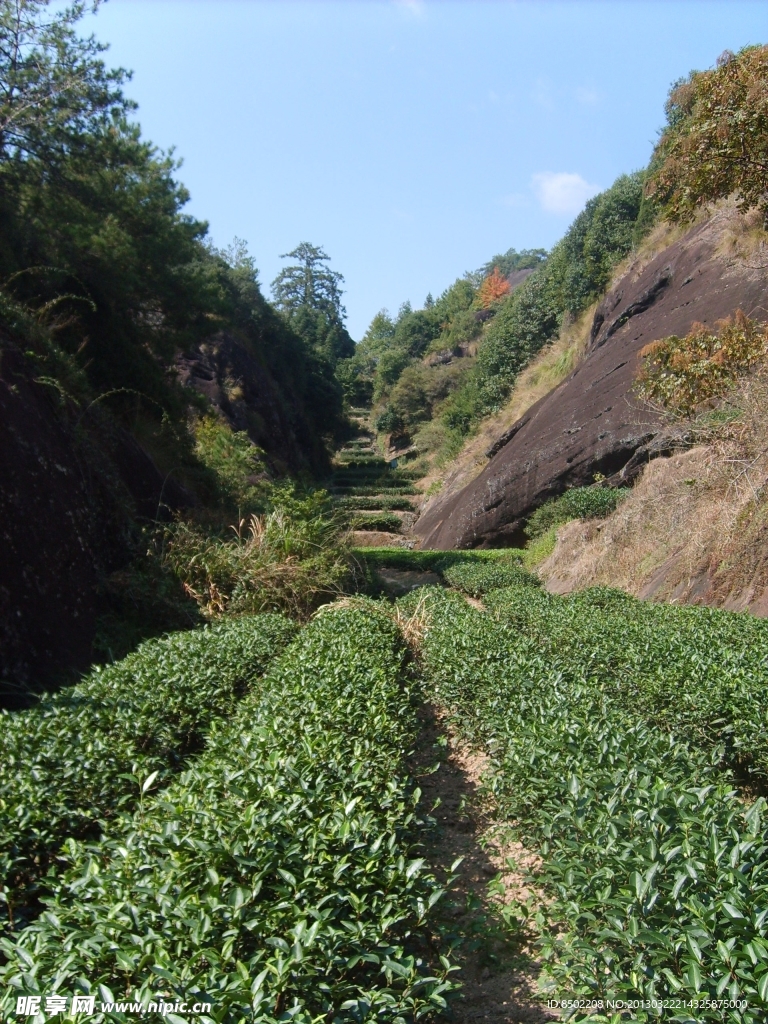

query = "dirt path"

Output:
[[413, 705, 558, 1023]]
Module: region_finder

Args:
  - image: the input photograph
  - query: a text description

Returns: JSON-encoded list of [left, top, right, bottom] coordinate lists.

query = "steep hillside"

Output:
[[414, 203, 768, 548], [538, 351, 768, 614], [0, 2, 348, 698], [0, 341, 191, 704]]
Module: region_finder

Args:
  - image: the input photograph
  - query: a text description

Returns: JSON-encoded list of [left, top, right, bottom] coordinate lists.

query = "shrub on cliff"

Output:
[[636, 310, 768, 415], [525, 485, 626, 539], [647, 45, 768, 223]]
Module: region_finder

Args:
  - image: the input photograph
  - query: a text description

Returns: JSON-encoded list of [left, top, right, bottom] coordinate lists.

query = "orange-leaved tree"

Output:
[[646, 46, 768, 223], [477, 266, 511, 308]]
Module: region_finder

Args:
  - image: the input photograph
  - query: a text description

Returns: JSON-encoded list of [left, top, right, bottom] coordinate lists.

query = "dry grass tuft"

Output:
[[313, 590, 431, 654], [163, 509, 355, 621], [391, 590, 432, 650], [539, 364, 768, 611], [714, 205, 768, 269]]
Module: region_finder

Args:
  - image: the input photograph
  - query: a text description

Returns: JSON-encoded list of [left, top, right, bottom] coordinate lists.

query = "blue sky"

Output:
[[84, 0, 767, 339]]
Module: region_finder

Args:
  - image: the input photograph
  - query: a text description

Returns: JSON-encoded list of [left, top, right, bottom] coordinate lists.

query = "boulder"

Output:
[[414, 213, 768, 549]]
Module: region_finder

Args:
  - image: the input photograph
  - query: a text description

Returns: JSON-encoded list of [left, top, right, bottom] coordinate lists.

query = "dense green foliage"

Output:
[[0, 614, 296, 931], [487, 585, 768, 780], [647, 46, 768, 223], [271, 242, 354, 365], [339, 276, 482, 427], [410, 585, 768, 1021], [439, 559, 540, 597], [469, 172, 645, 417], [0, 607, 455, 1022], [193, 416, 271, 512], [478, 248, 548, 278], [525, 485, 627, 539]]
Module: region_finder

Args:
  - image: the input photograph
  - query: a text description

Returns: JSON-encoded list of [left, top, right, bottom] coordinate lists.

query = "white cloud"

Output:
[[575, 86, 599, 106], [531, 171, 600, 215], [393, 0, 426, 18]]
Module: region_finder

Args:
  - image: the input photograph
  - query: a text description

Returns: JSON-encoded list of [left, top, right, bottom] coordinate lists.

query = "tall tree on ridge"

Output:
[[271, 242, 354, 364]]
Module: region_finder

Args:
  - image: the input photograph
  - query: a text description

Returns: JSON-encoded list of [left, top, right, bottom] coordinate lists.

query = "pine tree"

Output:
[[271, 242, 354, 363]]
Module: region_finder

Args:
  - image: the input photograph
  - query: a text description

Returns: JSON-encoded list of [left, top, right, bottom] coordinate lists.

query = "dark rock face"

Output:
[[415, 216, 768, 550], [506, 268, 535, 291], [176, 332, 329, 476], [0, 343, 191, 703]]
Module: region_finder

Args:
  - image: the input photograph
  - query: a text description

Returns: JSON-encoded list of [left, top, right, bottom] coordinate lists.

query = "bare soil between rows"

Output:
[[412, 704, 558, 1023]]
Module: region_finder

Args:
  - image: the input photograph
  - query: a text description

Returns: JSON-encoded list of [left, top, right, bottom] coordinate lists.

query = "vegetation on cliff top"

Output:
[[346, 171, 648, 474], [0, 0, 347, 501], [648, 45, 768, 224]]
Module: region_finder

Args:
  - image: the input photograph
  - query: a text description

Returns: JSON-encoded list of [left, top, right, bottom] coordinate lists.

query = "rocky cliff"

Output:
[[176, 331, 331, 477], [1, 328, 330, 702], [414, 209, 768, 549], [0, 342, 196, 703]]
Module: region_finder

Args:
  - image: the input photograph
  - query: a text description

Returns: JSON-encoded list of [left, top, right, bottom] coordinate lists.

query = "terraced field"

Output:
[[330, 412, 422, 550], [3, 544, 768, 1023]]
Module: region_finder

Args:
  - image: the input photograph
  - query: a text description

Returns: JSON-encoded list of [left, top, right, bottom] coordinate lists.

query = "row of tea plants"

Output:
[[0, 615, 297, 934], [487, 584, 768, 780], [0, 606, 456, 1022], [407, 585, 768, 1022]]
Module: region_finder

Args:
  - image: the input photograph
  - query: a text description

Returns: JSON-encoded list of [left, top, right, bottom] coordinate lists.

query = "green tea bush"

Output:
[[525, 485, 626, 539], [439, 560, 540, 597], [335, 454, 387, 466], [414, 587, 768, 1021], [338, 485, 419, 496], [0, 614, 296, 931], [332, 468, 391, 483], [350, 511, 403, 533], [487, 584, 768, 779], [0, 608, 455, 1022], [356, 548, 522, 573], [335, 496, 415, 512]]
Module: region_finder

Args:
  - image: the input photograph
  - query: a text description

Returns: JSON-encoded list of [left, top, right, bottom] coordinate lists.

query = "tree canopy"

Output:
[[478, 247, 547, 279], [0, 0, 129, 169], [271, 242, 354, 363], [647, 45, 768, 222]]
